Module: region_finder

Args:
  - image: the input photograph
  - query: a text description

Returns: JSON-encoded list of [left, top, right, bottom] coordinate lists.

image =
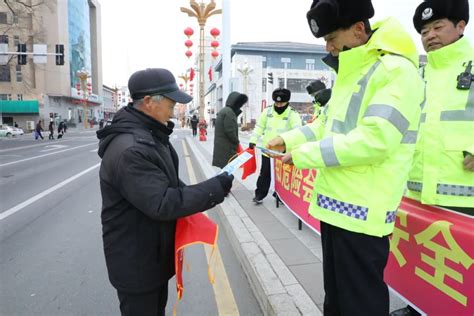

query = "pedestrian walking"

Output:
[[48, 121, 55, 140], [249, 88, 302, 204], [212, 91, 248, 168], [35, 121, 44, 140], [190, 114, 199, 137], [96, 68, 234, 316], [392, 0, 473, 314], [267, 0, 424, 314]]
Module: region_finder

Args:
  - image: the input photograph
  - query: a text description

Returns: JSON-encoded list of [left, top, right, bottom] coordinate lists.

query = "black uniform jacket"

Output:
[[97, 105, 226, 294]]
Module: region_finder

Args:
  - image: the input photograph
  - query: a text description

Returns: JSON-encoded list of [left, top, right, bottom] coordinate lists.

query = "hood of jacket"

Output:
[[96, 104, 174, 158], [337, 17, 420, 77], [225, 92, 248, 111]]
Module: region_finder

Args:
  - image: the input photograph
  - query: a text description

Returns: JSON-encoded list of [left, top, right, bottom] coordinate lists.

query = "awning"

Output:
[[0, 100, 39, 114]]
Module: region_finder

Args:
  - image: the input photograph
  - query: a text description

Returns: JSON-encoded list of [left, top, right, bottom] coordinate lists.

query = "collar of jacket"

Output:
[[337, 17, 419, 79], [427, 36, 473, 70], [124, 105, 173, 142]]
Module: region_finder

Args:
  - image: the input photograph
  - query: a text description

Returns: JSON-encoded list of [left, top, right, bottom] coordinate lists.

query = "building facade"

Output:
[[0, 0, 102, 130], [206, 41, 333, 126]]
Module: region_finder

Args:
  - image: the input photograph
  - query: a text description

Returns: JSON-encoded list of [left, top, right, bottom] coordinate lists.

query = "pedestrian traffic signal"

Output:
[[17, 44, 27, 65], [55, 44, 64, 65], [267, 72, 273, 85]]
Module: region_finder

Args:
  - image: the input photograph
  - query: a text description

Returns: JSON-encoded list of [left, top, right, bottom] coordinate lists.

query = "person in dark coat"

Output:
[[212, 91, 248, 168], [35, 121, 44, 140], [190, 115, 199, 136], [96, 68, 234, 316], [48, 121, 54, 140]]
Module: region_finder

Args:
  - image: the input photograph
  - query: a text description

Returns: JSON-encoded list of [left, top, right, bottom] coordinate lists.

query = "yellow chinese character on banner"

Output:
[[389, 209, 410, 267], [301, 170, 315, 203], [282, 164, 292, 190], [414, 220, 474, 306], [290, 168, 303, 198], [275, 159, 283, 183]]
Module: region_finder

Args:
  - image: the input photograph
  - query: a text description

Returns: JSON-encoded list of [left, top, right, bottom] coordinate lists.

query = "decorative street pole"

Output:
[[237, 62, 253, 128], [76, 68, 91, 128], [180, 0, 221, 121]]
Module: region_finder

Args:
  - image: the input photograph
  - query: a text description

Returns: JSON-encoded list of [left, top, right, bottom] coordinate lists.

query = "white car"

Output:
[[0, 125, 24, 137]]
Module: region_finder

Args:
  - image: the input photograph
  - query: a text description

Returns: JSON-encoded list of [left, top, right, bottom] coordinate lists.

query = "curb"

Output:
[[185, 136, 321, 316]]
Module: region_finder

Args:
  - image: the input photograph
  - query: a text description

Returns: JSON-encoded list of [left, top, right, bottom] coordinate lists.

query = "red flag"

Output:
[[175, 213, 218, 301], [237, 144, 257, 180], [208, 66, 213, 81], [189, 68, 195, 81]]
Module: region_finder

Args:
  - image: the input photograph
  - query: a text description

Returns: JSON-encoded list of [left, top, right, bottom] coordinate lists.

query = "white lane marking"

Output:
[[0, 163, 100, 221], [40, 144, 68, 152], [182, 141, 240, 315], [0, 143, 96, 167]]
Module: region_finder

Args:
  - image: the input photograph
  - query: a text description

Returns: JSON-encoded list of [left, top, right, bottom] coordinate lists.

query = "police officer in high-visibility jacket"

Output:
[[249, 88, 302, 204], [391, 1, 474, 316], [267, 0, 424, 314]]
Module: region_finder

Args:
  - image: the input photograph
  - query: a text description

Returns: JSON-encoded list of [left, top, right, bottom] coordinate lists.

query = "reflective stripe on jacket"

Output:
[[407, 36, 474, 207], [281, 17, 424, 237], [250, 105, 302, 152]]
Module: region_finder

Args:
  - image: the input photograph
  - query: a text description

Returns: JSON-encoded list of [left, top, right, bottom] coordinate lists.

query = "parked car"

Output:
[[0, 125, 24, 137]]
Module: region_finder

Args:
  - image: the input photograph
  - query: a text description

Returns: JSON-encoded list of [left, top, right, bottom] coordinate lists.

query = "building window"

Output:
[[281, 57, 291, 69], [14, 35, 19, 47], [17, 94, 23, 100], [262, 78, 267, 93], [0, 94, 12, 100], [13, 13, 18, 24], [0, 34, 8, 44], [262, 57, 267, 69], [0, 12, 7, 24], [16, 64, 22, 82], [306, 59, 315, 70], [0, 65, 10, 82]]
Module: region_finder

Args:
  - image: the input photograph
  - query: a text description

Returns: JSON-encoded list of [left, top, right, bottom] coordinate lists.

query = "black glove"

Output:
[[249, 143, 256, 149], [216, 172, 234, 195]]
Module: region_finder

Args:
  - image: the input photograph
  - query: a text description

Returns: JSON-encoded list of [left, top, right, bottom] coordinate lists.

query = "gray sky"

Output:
[[100, 0, 474, 87]]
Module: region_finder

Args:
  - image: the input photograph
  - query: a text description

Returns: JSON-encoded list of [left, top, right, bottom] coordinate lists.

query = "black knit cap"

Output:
[[413, 0, 469, 33], [272, 88, 291, 102], [306, 0, 374, 38], [128, 68, 192, 104]]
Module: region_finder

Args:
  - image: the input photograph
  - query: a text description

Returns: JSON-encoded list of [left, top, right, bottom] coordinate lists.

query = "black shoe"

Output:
[[252, 197, 263, 205], [390, 307, 420, 316]]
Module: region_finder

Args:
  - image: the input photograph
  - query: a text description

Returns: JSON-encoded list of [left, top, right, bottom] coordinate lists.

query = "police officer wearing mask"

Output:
[[267, 0, 424, 314], [249, 88, 302, 204], [305, 79, 332, 124], [392, 1, 473, 315]]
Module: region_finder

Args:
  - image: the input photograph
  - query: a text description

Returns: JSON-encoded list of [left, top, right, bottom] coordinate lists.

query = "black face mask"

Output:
[[274, 103, 289, 114]]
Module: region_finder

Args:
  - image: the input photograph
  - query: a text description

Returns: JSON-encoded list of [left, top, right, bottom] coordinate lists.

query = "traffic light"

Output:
[[55, 44, 64, 65], [267, 72, 273, 84], [17, 44, 27, 65]]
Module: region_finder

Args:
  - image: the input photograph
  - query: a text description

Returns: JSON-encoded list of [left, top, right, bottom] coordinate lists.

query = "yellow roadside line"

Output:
[[182, 140, 240, 316]]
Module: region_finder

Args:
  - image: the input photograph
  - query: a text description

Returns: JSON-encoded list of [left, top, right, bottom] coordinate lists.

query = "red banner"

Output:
[[273, 159, 474, 315]]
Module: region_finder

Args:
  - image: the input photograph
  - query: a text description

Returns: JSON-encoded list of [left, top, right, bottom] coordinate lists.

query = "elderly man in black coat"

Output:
[[97, 68, 234, 316], [212, 91, 248, 168]]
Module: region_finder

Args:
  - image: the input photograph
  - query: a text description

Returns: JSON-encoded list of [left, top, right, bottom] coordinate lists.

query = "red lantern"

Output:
[[210, 28, 220, 37], [211, 50, 219, 58], [210, 41, 219, 48], [185, 50, 193, 58], [185, 39, 193, 48], [184, 27, 194, 37]]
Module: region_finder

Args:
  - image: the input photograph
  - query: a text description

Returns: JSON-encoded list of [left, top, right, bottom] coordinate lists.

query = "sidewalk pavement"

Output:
[[185, 127, 406, 315]]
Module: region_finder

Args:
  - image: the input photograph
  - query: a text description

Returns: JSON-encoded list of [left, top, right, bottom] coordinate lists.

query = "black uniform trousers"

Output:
[[117, 282, 168, 316], [254, 155, 271, 200], [321, 222, 390, 316]]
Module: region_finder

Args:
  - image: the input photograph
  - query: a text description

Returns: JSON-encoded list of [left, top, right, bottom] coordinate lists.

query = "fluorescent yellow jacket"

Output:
[[281, 18, 424, 237], [407, 36, 474, 208], [250, 105, 302, 152]]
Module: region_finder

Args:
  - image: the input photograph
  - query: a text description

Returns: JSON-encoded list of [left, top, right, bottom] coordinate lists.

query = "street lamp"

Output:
[[76, 68, 91, 128], [180, 0, 222, 121], [237, 61, 253, 128]]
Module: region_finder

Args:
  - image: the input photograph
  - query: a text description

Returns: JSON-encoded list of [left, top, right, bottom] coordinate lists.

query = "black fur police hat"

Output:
[[306, 0, 374, 38], [413, 0, 469, 33], [306, 80, 327, 95], [128, 68, 192, 103], [272, 88, 291, 102]]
